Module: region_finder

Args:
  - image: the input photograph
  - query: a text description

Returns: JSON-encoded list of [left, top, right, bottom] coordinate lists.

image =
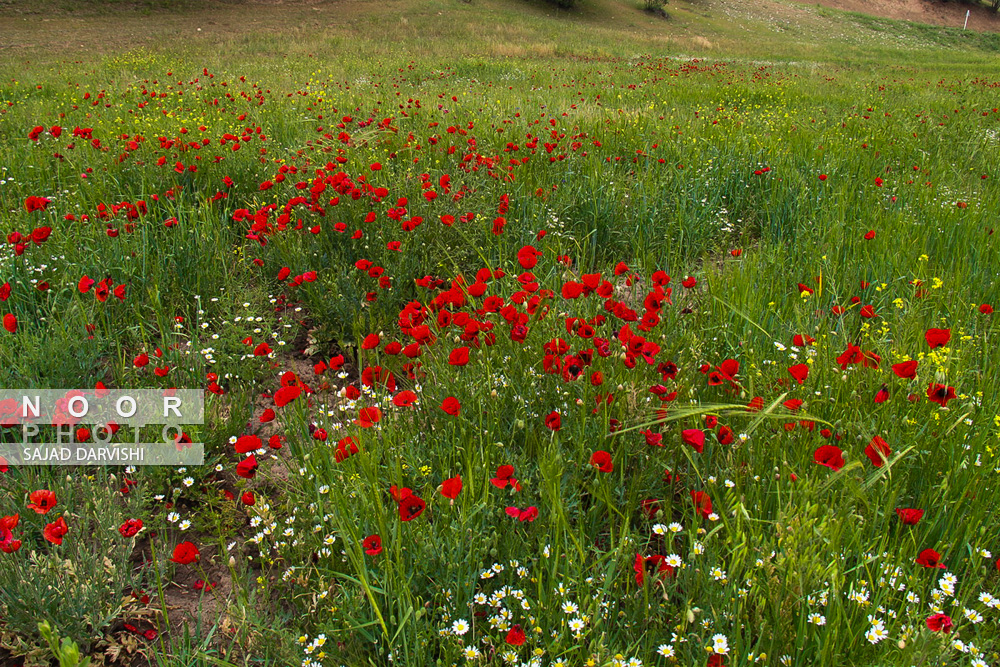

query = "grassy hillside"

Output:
[[2, 0, 1000, 67]]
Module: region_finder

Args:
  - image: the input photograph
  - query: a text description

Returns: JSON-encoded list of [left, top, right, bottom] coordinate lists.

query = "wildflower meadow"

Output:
[[1, 0, 999, 665]]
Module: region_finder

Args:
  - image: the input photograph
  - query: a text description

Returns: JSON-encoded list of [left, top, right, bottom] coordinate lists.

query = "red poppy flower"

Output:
[[505, 625, 526, 646], [119, 518, 143, 538], [193, 579, 216, 593], [634, 553, 674, 586], [814, 445, 845, 471], [363, 534, 382, 555], [27, 489, 57, 514], [860, 305, 876, 318], [173, 431, 193, 451], [715, 359, 738, 381], [43, 516, 69, 545], [335, 436, 359, 462], [691, 490, 713, 518], [788, 363, 809, 384], [681, 276, 697, 288], [980, 304, 994, 314], [274, 384, 302, 408], [589, 450, 613, 473], [235, 435, 262, 454], [236, 454, 258, 479], [895, 508, 923, 525], [517, 245, 541, 269], [874, 385, 889, 403], [392, 390, 418, 407], [170, 541, 200, 565], [926, 383, 956, 407], [0, 520, 20, 553], [716, 425, 734, 445], [863, 230, 875, 240], [544, 410, 561, 431], [783, 399, 803, 412], [681, 429, 705, 453], [926, 613, 952, 633], [389, 485, 413, 503], [440, 396, 461, 416], [891, 360, 918, 379], [357, 406, 382, 427], [641, 429, 663, 447], [505, 506, 538, 522], [925, 328, 951, 348], [24, 195, 51, 213], [362, 333, 380, 350], [835, 343, 863, 369], [440, 475, 462, 500], [94, 280, 110, 302], [2, 314, 16, 334], [448, 347, 470, 366], [916, 548, 946, 569], [399, 495, 426, 521], [490, 465, 521, 490], [864, 436, 891, 468]]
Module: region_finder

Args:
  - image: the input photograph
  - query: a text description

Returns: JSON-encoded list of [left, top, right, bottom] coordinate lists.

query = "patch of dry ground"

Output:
[[802, 0, 1000, 31]]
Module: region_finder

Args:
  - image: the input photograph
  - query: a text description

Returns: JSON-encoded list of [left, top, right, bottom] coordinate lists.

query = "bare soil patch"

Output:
[[802, 0, 1000, 31]]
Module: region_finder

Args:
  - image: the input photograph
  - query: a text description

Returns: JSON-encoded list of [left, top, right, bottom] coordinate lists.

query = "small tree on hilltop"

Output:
[[644, 0, 668, 15]]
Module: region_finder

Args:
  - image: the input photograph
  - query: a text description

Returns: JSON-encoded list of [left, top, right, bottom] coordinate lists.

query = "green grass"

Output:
[[0, 0, 999, 666]]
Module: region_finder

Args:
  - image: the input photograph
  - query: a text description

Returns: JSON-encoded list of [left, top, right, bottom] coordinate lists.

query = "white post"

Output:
[[964, 9, 970, 30]]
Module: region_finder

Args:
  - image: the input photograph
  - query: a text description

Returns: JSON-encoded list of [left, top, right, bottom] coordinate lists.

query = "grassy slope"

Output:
[[0, 1, 999, 666], [1, 0, 999, 70]]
